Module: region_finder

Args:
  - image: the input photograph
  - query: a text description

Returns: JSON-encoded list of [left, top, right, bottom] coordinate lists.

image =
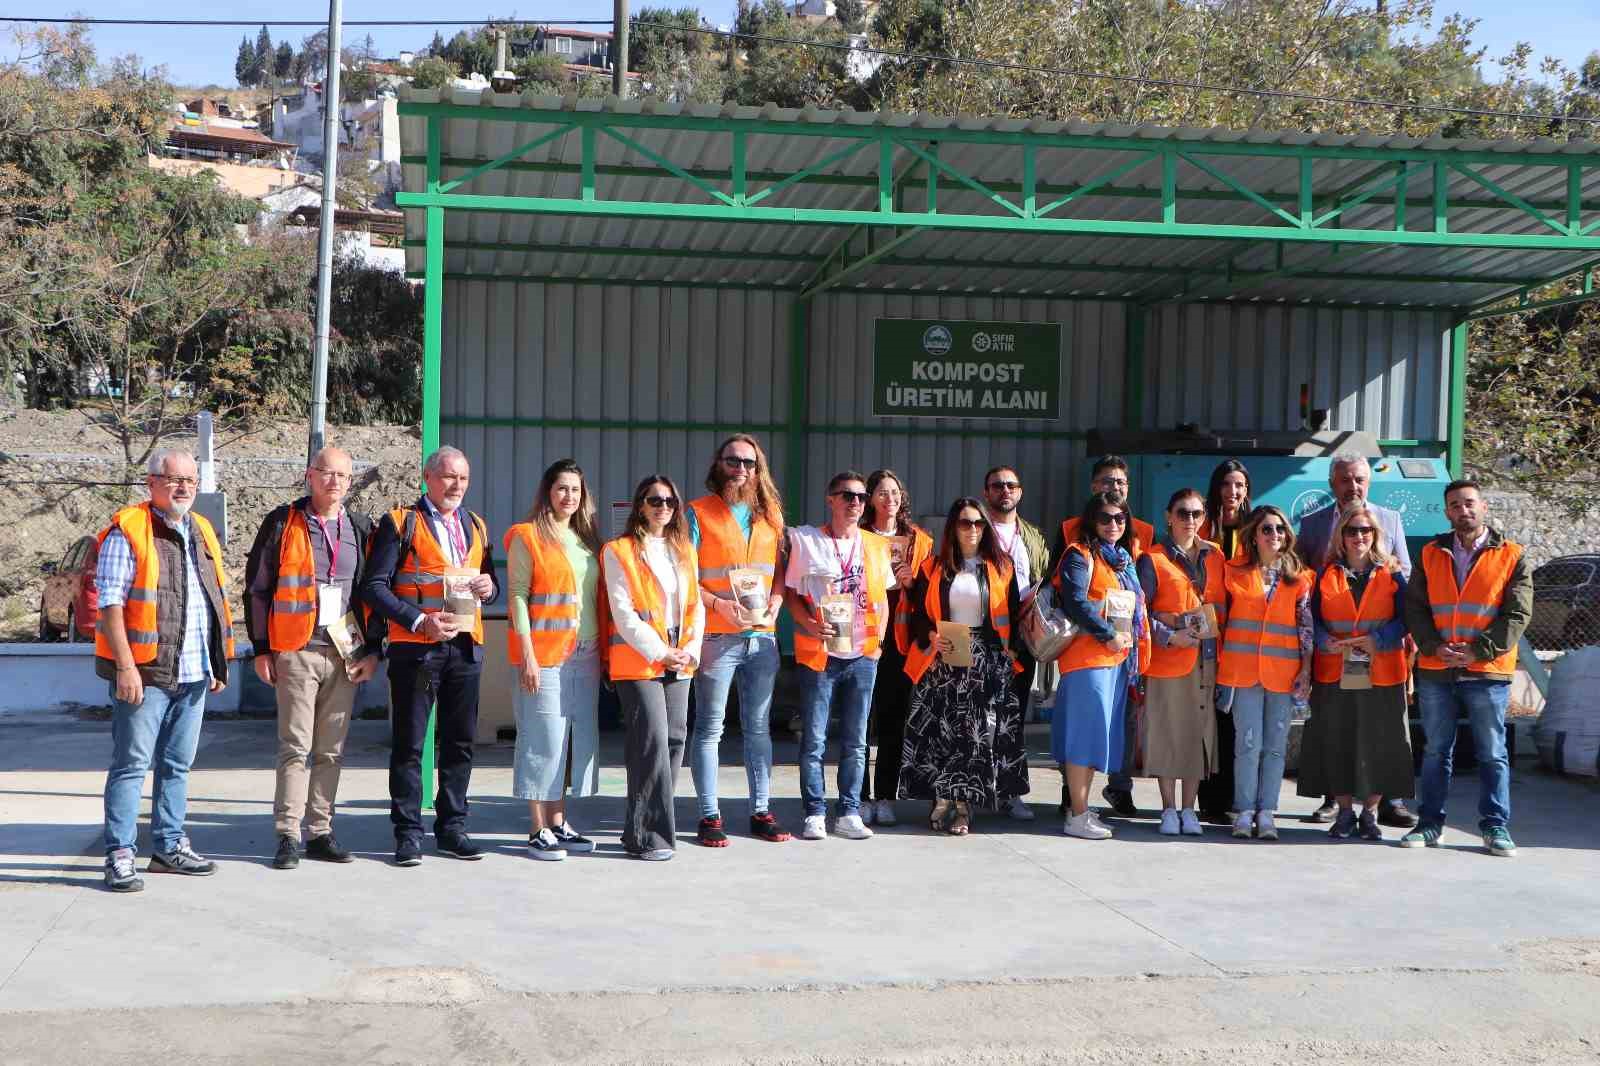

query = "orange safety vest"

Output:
[[689, 494, 781, 636], [268, 508, 320, 652], [94, 502, 236, 664], [1416, 538, 1523, 675], [1218, 564, 1310, 693], [1055, 543, 1137, 675], [887, 526, 936, 654], [1143, 541, 1227, 680], [1312, 564, 1408, 686], [385, 506, 487, 646], [793, 530, 892, 672], [1197, 517, 1248, 563], [602, 535, 701, 681], [1061, 514, 1155, 560], [503, 522, 593, 667], [902, 556, 1021, 685]]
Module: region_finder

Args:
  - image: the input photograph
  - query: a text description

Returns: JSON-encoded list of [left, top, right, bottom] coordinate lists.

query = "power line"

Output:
[[5, 13, 1597, 129]]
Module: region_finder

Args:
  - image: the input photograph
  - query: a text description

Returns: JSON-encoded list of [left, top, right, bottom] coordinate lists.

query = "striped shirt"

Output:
[[97, 509, 215, 684]]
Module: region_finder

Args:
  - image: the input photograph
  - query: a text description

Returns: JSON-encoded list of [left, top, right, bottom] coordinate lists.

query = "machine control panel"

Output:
[[1398, 459, 1438, 479]]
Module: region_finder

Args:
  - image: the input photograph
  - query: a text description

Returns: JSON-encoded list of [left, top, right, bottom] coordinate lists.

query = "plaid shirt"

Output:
[[97, 509, 214, 684]]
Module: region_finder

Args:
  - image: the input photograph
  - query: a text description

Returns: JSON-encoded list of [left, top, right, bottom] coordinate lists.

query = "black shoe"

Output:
[[1100, 788, 1138, 818], [550, 822, 596, 854], [1378, 799, 1420, 828], [395, 840, 422, 867], [1307, 797, 1337, 823], [305, 834, 354, 863], [436, 834, 485, 860], [272, 834, 301, 870], [1200, 809, 1233, 826]]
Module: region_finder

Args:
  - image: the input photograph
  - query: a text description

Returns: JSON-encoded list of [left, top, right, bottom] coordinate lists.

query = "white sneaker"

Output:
[[1063, 811, 1113, 839], [1256, 811, 1279, 841], [1006, 796, 1035, 821], [874, 799, 898, 826], [800, 814, 827, 840], [1232, 811, 1255, 839], [1179, 809, 1203, 836], [859, 802, 877, 826], [833, 813, 874, 840], [1158, 808, 1181, 835]]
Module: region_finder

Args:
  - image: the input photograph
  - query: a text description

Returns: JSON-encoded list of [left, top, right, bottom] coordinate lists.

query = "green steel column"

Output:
[[419, 125, 444, 809], [1447, 321, 1467, 479], [1124, 304, 1147, 429]]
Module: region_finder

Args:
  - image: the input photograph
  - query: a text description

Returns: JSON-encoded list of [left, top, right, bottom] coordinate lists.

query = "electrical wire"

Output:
[[3, 13, 1596, 128]]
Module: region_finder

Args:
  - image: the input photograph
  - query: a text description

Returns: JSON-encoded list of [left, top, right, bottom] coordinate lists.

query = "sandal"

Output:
[[948, 801, 971, 836], [929, 799, 952, 832]]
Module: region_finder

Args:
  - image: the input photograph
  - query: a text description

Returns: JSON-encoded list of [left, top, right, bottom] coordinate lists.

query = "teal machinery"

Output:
[[1085, 429, 1454, 561]]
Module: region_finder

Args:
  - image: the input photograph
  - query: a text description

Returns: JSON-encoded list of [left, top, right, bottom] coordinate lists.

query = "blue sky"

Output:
[[17, 0, 1598, 91]]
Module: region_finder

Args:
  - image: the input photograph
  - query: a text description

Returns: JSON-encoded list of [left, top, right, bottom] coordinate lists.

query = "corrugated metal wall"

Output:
[[439, 280, 1451, 543]]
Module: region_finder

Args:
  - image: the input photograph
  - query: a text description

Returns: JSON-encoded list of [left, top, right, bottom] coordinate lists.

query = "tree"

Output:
[[253, 24, 273, 85], [408, 55, 458, 90], [428, 31, 447, 57], [234, 36, 256, 87], [274, 41, 295, 82], [631, 7, 707, 72], [300, 29, 329, 81], [732, 15, 862, 108], [834, 0, 867, 34]]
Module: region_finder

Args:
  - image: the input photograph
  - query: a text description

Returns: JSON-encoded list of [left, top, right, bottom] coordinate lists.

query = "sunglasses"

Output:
[[721, 456, 757, 470], [1343, 526, 1376, 537], [644, 495, 678, 509], [956, 517, 986, 531], [1258, 523, 1288, 536], [987, 480, 1021, 491], [832, 491, 868, 504], [1173, 508, 1205, 520], [1096, 512, 1128, 526]]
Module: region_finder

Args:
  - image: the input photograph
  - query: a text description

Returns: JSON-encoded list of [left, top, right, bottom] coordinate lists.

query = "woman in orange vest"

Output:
[[1050, 491, 1146, 840], [1136, 489, 1227, 837], [860, 468, 934, 827], [505, 459, 607, 862], [1195, 459, 1252, 826], [601, 475, 705, 861], [898, 497, 1025, 836], [1296, 504, 1413, 841], [1216, 505, 1314, 841]]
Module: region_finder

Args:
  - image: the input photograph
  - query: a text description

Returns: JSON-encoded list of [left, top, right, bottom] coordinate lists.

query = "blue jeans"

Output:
[[799, 654, 878, 817], [691, 633, 780, 818], [510, 639, 602, 802], [1416, 678, 1511, 831], [1230, 684, 1294, 813], [103, 678, 210, 855]]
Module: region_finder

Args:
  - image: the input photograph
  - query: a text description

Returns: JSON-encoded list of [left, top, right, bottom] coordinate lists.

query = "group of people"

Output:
[[92, 438, 1532, 893]]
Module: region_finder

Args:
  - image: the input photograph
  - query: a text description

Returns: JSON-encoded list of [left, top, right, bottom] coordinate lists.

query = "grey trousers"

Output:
[[618, 675, 690, 853]]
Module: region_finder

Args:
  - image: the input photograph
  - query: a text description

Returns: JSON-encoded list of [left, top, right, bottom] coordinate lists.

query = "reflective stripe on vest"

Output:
[[689, 494, 781, 635], [1416, 540, 1522, 675], [268, 509, 318, 652], [602, 535, 700, 681], [1055, 543, 1134, 675], [889, 527, 935, 655], [94, 503, 236, 664], [504, 522, 585, 667], [1217, 563, 1308, 693], [902, 556, 1020, 685], [1312, 565, 1408, 686], [387, 506, 487, 645], [794, 530, 891, 672], [1144, 542, 1227, 680]]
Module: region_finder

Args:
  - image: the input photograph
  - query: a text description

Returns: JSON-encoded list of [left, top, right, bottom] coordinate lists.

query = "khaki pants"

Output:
[[273, 646, 356, 837]]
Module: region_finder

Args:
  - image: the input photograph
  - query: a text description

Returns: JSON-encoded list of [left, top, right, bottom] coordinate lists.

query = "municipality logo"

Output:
[[921, 325, 953, 356], [1291, 489, 1336, 523]]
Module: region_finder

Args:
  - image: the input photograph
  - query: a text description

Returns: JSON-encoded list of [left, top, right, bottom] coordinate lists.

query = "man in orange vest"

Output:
[[362, 446, 499, 867], [783, 471, 894, 843], [686, 434, 790, 846], [96, 449, 235, 893], [1401, 479, 1532, 857], [244, 445, 382, 871]]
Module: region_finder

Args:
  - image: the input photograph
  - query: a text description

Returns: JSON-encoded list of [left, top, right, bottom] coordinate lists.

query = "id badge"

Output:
[[317, 584, 343, 627]]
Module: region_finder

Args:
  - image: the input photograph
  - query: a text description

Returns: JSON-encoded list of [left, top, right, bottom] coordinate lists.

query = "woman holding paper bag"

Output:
[[1296, 504, 1413, 841], [1136, 488, 1227, 836], [861, 469, 933, 826], [898, 498, 1025, 835], [1050, 492, 1146, 840]]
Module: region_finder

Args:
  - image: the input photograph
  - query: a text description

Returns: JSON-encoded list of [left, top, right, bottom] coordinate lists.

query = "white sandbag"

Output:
[[1534, 645, 1600, 777]]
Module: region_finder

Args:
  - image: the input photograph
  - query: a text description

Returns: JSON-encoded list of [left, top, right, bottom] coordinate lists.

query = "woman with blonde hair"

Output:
[[1217, 505, 1313, 841], [504, 459, 606, 861], [1297, 503, 1413, 841], [602, 474, 705, 861]]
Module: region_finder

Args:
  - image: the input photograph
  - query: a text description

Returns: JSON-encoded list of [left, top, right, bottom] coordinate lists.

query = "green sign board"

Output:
[[872, 319, 1061, 419]]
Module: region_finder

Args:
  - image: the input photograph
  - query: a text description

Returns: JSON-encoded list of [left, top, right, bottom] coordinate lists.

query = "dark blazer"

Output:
[[243, 497, 383, 659], [362, 498, 500, 665], [905, 557, 1024, 660]]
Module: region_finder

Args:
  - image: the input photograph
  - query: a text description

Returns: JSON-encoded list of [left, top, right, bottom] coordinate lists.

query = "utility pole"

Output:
[[308, 0, 343, 462], [612, 0, 629, 99]]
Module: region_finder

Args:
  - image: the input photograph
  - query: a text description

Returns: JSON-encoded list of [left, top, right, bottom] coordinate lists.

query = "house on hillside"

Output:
[[520, 27, 615, 71], [165, 112, 296, 166], [257, 181, 405, 273], [271, 84, 401, 193]]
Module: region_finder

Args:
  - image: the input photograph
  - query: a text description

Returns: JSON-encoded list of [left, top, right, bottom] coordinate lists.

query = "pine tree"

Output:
[[234, 36, 256, 87], [253, 24, 273, 85], [274, 41, 295, 82]]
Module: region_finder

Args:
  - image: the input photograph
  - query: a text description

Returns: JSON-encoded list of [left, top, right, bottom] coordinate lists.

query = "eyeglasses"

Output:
[[1343, 526, 1376, 538], [644, 495, 678, 509], [832, 491, 868, 504], [155, 475, 197, 489], [1173, 508, 1205, 520], [1096, 513, 1128, 526], [721, 456, 757, 471], [1096, 477, 1130, 488], [311, 467, 352, 483], [1258, 523, 1288, 536], [956, 517, 986, 531], [987, 480, 1021, 492]]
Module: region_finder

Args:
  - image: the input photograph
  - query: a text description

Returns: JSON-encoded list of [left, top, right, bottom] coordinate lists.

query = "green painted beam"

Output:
[[1447, 322, 1467, 479], [419, 118, 443, 815], [403, 237, 820, 266], [1463, 287, 1600, 320]]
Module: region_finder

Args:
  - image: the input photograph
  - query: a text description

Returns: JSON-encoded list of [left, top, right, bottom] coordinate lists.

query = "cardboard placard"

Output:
[[325, 610, 363, 663], [887, 535, 910, 571], [728, 567, 770, 626], [1340, 644, 1373, 690], [443, 567, 479, 628], [937, 620, 973, 667], [1104, 589, 1137, 636], [821, 594, 856, 655], [1180, 604, 1219, 641]]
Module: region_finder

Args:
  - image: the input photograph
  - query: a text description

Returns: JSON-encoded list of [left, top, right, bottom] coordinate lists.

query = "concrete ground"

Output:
[[1, 712, 1598, 1065]]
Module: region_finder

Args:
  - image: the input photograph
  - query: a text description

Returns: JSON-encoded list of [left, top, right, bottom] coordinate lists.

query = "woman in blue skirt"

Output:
[[1051, 492, 1146, 839]]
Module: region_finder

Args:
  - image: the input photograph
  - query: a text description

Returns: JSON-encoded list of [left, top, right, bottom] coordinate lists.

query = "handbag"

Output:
[[1018, 579, 1078, 662]]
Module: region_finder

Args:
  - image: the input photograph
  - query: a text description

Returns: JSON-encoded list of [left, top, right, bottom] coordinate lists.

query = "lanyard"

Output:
[[828, 527, 859, 595], [442, 509, 467, 562], [993, 519, 1019, 558], [311, 511, 343, 584]]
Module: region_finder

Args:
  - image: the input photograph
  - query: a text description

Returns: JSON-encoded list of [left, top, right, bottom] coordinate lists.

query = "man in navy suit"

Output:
[[1295, 451, 1417, 828]]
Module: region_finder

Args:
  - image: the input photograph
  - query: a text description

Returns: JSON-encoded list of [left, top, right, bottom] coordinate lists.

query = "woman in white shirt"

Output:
[[897, 498, 1025, 836], [601, 475, 705, 861]]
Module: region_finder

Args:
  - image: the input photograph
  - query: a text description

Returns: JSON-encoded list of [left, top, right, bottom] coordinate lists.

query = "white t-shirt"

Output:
[[603, 535, 705, 667], [785, 525, 896, 660], [991, 517, 1031, 589], [948, 557, 985, 626]]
